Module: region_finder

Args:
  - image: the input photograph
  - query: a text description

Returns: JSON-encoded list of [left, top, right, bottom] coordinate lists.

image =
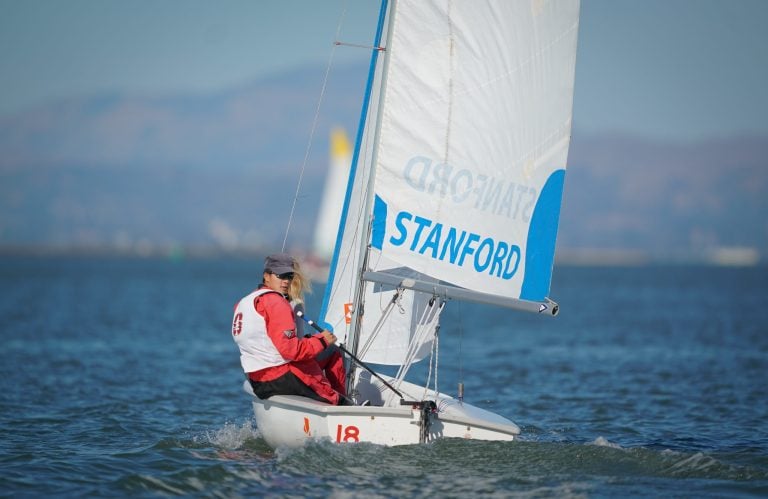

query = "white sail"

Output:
[[373, 0, 579, 303], [320, 0, 579, 364]]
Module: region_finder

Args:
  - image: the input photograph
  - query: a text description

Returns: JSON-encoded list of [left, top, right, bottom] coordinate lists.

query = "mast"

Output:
[[317, 0, 390, 330], [346, 0, 397, 394]]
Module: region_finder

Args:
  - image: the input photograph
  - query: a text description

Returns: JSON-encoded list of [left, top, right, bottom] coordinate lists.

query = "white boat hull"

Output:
[[243, 377, 520, 448]]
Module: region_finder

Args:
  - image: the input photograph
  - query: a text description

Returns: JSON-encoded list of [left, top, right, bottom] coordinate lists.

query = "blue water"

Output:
[[1, 256, 767, 497]]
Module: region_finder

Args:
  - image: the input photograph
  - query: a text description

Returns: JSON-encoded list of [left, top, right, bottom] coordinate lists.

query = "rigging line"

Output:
[[392, 298, 435, 389], [357, 290, 398, 358], [423, 324, 441, 401], [420, 311, 437, 399], [406, 299, 440, 371], [334, 41, 385, 51], [420, 301, 445, 400], [435, 331, 439, 396], [391, 298, 443, 404], [434, 305, 445, 395], [281, 3, 349, 251], [357, 288, 402, 358], [457, 300, 464, 389]]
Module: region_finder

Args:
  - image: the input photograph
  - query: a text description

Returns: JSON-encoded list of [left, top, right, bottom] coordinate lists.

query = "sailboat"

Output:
[[244, 0, 580, 448], [314, 127, 353, 263], [300, 128, 353, 282]]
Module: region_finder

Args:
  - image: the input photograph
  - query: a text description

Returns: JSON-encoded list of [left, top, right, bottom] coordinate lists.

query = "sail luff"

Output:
[[346, 0, 399, 382], [318, 0, 390, 330]]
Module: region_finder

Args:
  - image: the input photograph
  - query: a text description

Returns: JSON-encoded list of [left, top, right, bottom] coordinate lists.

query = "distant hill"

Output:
[[561, 134, 767, 263], [1, 62, 766, 262], [0, 63, 369, 253]]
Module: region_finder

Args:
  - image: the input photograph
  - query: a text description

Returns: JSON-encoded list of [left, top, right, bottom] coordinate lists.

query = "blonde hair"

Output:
[[288, 259, 312, 304]]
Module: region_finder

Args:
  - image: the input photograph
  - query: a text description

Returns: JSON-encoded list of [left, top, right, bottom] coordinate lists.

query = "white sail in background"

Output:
[[320, 0, 579, 364], [313, 128, 352, 261]]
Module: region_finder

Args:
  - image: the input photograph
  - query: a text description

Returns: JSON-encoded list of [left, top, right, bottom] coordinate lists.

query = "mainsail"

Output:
[[319, 0, 580, 367]]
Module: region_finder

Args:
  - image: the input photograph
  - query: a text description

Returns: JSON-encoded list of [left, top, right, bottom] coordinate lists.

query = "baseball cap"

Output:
[[264, 253, 295, 275]]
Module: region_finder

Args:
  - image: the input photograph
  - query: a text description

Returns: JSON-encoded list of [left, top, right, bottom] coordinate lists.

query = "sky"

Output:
[[1, 0, 768, 141]]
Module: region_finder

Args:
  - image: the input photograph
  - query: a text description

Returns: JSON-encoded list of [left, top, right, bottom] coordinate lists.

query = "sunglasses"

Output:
[[272, 272, 295, 280]]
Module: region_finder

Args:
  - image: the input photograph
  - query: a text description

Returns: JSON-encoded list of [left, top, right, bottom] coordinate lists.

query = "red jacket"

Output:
[[247, 288, 339, 404]]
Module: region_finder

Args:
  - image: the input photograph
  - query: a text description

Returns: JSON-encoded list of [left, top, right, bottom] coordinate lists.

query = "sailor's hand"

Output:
[[321, 330, 337, 346]]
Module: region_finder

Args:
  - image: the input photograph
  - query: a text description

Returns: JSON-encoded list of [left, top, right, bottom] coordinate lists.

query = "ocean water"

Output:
[[1, 256, 767, 497]]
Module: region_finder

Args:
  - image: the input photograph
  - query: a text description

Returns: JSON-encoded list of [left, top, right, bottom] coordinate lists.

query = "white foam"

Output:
[[667, 452, 719, 474], [590, 436, 623, 449], [203, 420, 260, 449]]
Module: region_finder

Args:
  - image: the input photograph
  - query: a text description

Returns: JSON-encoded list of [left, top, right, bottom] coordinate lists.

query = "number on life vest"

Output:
[[232, 313, 243, 335], [335, 424, 360, 442]]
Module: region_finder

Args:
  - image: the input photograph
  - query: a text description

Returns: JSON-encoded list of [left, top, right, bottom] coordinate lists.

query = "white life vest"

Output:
[[231, 288, 288, 373]]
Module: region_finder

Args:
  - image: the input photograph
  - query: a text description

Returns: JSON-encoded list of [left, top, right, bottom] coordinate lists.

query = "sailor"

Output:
[[231, 253, 347, 405], [287, 259, 347, 398]]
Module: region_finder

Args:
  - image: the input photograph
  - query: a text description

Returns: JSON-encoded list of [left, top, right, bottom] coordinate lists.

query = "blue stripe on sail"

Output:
[[371, 195, 388, 250], [520, 169, 565, 302], [317, 0, 390, 330]]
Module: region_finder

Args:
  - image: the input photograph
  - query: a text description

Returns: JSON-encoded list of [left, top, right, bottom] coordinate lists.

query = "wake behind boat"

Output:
[[245, 0, 580, 448]]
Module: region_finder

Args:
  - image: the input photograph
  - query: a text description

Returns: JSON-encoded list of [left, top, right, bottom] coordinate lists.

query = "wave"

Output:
[[199, 420, 262, 450]]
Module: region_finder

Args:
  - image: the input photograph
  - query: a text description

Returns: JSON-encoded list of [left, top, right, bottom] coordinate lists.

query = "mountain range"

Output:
[[1, 62, 766, 264]]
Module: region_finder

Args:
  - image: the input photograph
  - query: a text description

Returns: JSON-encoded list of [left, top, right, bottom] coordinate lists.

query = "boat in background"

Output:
[[314, 127, 352, 263], [299, 128, 353, 282], [247, 0, 580, 447]]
